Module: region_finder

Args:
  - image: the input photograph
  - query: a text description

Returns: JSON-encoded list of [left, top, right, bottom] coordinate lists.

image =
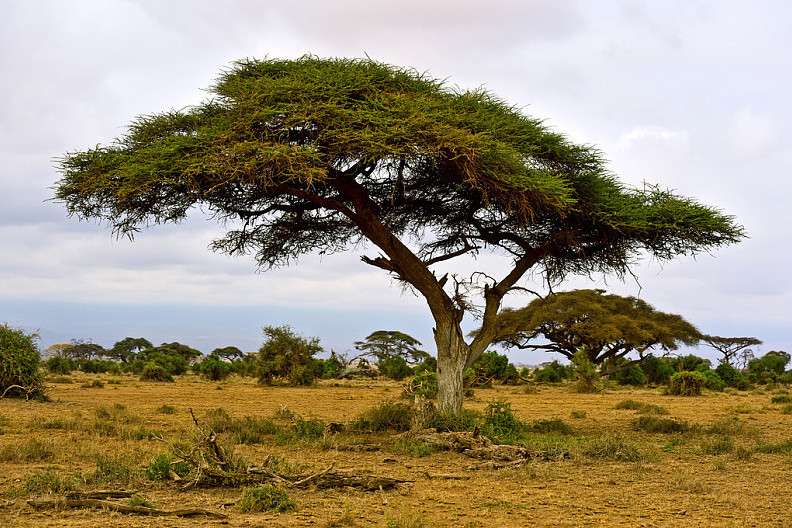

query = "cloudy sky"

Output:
[[1, 0, 789, 364]]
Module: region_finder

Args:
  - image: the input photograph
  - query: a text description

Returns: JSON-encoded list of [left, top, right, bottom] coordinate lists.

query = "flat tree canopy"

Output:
[[483, 289, 702, 373], [54, 56, 744, 414]]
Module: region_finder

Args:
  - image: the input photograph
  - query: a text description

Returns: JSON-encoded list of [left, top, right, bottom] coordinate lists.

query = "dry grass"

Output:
[[0, 373, 791, 527]]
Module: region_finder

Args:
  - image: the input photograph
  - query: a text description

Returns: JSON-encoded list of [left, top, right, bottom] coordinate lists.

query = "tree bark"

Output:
[[434, 319, 469, 415]]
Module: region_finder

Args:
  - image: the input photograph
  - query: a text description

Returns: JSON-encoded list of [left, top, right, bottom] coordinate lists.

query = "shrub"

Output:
[[353, 402, 415, 432], [140, 363, 173, 382], [614, 399, 669, 415], [610, 363, 647, 387], [237, 485, 296, 513], [482, 398, 526, 443], [255, 325, 323, 386], [640, 354, 675, 384], [700, 436, 734, 455], [24, 467, 81, 494], [632, 416, 688, 434], [145, 452, 192, 481], [702, 370, 726, 391], [771, 395, 792, 404], [668, 371, 707, 396], [195, 353, 233, 381], [571, 350, 601, 392], [0, 323, 45, 399], [78, 359, 121, 374], [675, 355, 711, 373], [472, 351, 510, 380], [288, 416, 326, 442], [582, 434, 647, 462], [531, 418, 574, 435], [45, 356, 74, 375], [405, 370, 438, 399], [378, 355, 413, 381], [715, 363, 751, 390], [533, 360, 571, 383]]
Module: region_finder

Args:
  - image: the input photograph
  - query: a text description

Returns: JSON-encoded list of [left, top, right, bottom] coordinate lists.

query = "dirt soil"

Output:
[[1, 373, 792, 527]]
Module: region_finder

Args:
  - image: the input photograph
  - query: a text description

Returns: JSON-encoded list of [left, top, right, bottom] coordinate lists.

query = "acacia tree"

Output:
[[483, 289, 702, 374], [354, 330, 429, 365], [54, 57, 743, 414], [701, 335, 762, 368]]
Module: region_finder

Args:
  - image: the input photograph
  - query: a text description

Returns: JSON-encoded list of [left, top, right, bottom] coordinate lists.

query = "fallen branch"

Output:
[[407, 430, 568, 464], [26, 498, 227, 519]]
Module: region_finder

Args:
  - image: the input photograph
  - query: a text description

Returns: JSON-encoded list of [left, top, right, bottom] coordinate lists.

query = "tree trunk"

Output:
[[434, 320, 469, 416]]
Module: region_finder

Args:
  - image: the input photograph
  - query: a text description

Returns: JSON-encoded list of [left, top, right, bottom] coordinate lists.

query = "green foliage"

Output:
[[715, 363, 751, 390], [533, 360, 571, 383], [614, 399, 669, 415], [700, 436, 735, 455], [674, 354, 711, 373], [487, 290, 702, 369], [140, 363, 173, 382], [317, 352, 344, 379], [581, 434, 649, 462], [78, 359, 121, 374], [109, 337, 152, 362], [530, 418, 574, 435], [609, 361, 647, 387], [237, 485, 296, 513], [405, 370, 438, 399], [378, 355, 413, 381], [145, 452, 192, 481], [747, 351, 791, 384], [354, 330, 428, 365], [353, 401, 415, 432], [288, 416, 327, 442], [640, 354, 676, 385], [701, 370, 726, 391], [481, 398, 527, 443], [632, 416, 689, 434], [194, 353, 233, 381], [23, 467, 81, 495], [45, 356, 74, 375], [668, 371, 707, 396], [571, 348, 601, 392], [0, 323, 45, 399], [126, 350, 188, 377], [256, 325, 323, 386], [87, 455, 140, 485]]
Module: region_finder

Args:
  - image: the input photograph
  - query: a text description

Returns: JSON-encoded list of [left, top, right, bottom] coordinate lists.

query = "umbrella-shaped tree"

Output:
[[54, 56, 743, 414]]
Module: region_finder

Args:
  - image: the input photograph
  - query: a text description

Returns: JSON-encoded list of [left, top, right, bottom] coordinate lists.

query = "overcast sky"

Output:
[[1, 0, 790, 364]]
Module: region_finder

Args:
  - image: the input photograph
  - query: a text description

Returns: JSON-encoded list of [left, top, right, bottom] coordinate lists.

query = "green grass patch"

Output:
[[632, 416, 689, 434], [237, 485, 296, 513], [614, 399, 669, 415]]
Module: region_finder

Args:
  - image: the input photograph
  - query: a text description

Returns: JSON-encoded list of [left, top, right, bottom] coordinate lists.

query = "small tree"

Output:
[[62, 339, 106, 361], [212, 346, 245, 361], [354, 330, 429, 365], [255, 325, 323, 386], [0, 323, 45, 399], [702, 335, 762, 368], [195, 353, 234, 381], [747, 351, 790, 384], [110, 337, 153, 362], [571, 348, 601, 392]]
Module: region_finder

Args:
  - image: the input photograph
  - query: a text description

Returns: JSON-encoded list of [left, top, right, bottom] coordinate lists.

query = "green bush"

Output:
[[256, 325, 323, 386], [610, 363, 647, 387], [715, 363, 751, 390], [378, 355, 413, 381], [614, 399, 669, 415], [531, 418, 574, 435], [195, 353, 233, 381], [237, 485, 296, 513], [78, 359, 121, 374], [140, 363, 173, 382], [640, 354, 675, 385], [482, 398, 527, 443], [533, 360, 571, 383], [632, 416, 688, 434], [145, 453, 192, 481], [405, 370, 438, 399], [668, 371, 707, 396], [701, 370, 726, 391], [45, 356, 74, 375], [353, 401, 415, 432], [0, 323, 45, 399]]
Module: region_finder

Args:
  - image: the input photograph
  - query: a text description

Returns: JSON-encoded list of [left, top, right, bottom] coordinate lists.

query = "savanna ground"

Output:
[[1, 372, 792, 527]]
